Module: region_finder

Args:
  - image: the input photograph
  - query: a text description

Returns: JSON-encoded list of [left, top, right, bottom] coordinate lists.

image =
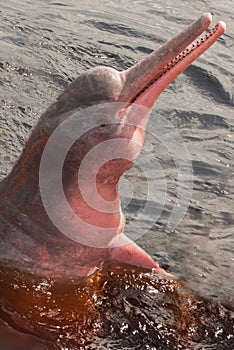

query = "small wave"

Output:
[[184, 65, 234, 106]]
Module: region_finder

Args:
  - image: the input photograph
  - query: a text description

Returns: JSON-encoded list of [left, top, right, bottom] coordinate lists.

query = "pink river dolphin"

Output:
[[0, 13, 226, 278]]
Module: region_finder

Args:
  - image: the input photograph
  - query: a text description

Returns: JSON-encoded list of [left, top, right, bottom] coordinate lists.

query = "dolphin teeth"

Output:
[[158, 24, 219, 76], [130, 23, 220, 105]]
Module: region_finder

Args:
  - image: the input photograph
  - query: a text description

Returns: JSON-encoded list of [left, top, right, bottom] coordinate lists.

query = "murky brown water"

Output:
[[0, 0, 233, 348], [0, 262, 233, 349]]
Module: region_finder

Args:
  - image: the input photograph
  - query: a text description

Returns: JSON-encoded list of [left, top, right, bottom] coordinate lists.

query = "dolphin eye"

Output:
[[100, 124, 106, 128]]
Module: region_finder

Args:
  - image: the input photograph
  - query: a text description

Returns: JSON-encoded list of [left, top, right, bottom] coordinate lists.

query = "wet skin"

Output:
[[0, 14, 226, 278]]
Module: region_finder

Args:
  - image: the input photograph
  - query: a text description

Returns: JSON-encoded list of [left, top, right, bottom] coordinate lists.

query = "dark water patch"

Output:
[[193, 161, 222, 177], [2, 36, 27, 47], [50, 2, 69, 6], [183, 135, 204, 142], [206, 147, 233, 160], [41, 27, 54, 33], [193, 179, 230, 197], [146, 8, 191, 26], [14, 66, 31, 77], [83, 20, 164, 43], [1, 17, 38, 36], [15, 24, 39, 34], [220, 211, 234, 225], [184, 65, 234, 106], [208, 58, 234, 82], [168, 109, 230, 130], [98, 39, 136, 52], [64, 41, 133, 70], [216, 35, 228, 47], [95, 265, 234, 349], [100, 49, 132, 68], [136, 45, 153, 54], [222, 32, 234, 48], [187, 204, 204, 221], [0, 62, 33, 93], [45, 72, 69, 88], [123, 197, 166, 217]]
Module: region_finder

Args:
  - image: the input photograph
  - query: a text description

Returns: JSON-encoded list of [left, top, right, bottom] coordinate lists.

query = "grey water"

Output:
[[0, 0, 233, 349]]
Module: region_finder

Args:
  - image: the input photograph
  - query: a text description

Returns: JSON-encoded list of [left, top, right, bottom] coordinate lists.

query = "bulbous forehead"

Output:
[[39, 66, 124, 133], [72, 66, 124, 105]]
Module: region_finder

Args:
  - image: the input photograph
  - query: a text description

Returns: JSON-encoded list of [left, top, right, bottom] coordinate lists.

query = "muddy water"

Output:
[[0, 262, 233, 349], [0, 0, 233, 349]]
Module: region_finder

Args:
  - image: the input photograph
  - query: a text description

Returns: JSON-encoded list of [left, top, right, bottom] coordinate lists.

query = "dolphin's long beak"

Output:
[[119, 13, 226, 108], [110, 14, 226, 273]]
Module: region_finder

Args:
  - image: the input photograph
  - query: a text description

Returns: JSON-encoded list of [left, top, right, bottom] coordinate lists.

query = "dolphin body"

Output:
[[0, 14, 226, 277]]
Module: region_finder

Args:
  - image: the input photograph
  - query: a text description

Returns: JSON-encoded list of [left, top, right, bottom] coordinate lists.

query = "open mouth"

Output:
[[132, 22, 224, 104], [119, 14, 226, 111]]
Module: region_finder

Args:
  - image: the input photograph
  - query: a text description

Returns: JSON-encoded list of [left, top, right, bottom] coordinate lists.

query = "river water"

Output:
[[0, 0, 233, 349]]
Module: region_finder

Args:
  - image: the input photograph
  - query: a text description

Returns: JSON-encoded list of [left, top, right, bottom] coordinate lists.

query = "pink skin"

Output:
[[0, 14, 226, 277], [110, 15, 226, 270]]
